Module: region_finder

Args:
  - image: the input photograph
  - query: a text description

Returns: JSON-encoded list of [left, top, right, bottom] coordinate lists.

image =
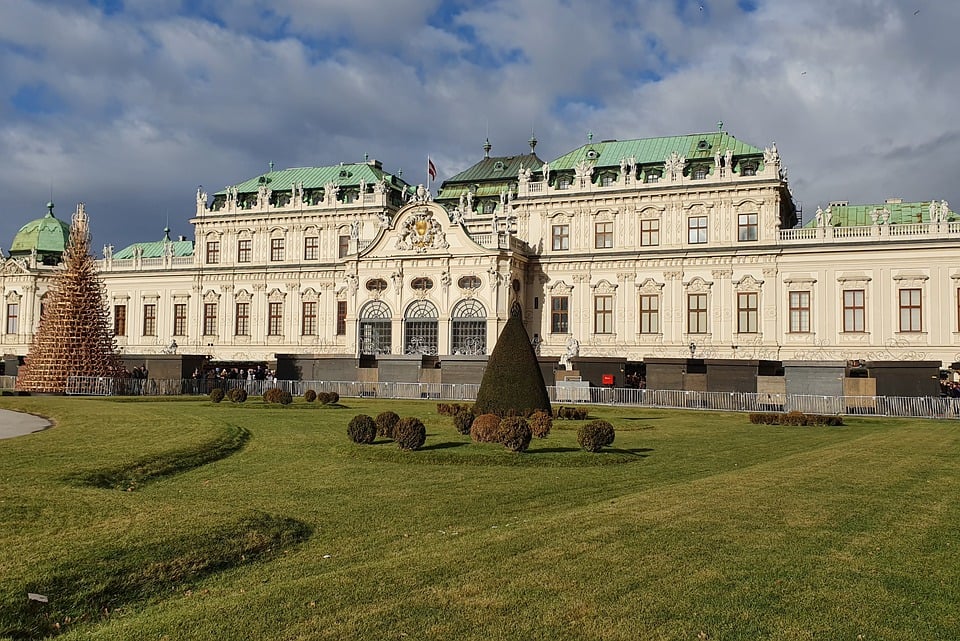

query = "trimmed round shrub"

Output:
[[394, 417, 426, 451], [316, 391, 333, 405], [263, 387, 283, 404], [453, 411, 474, 435], [528, 410, 552, 439], [347, 414, 377, 444], [304, 389, 317, 403], [555, 406, 589, 420], [375, 411, 400, 439], [327, 391, 340, 404], [577, 420, 616, 452], [470, 413, 501, 443], [278, 390, 293, 405], [227, 388, 248, 403], [209, 388, 225, 403], [497, 416, 532, 453]]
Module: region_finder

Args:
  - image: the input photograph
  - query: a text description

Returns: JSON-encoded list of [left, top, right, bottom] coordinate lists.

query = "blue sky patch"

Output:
[[10, 84, 64, 115]]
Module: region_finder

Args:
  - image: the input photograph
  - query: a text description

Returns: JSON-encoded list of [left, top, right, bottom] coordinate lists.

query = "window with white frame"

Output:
[[688, 216, 708, 244]]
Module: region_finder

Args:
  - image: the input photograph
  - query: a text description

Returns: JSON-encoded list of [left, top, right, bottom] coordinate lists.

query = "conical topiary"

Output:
[[473, 315, 551, 417], [16, 204, 122, 393]]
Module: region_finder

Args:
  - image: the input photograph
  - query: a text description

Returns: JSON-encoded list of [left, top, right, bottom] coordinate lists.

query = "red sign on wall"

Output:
[[601, 374, 615, 386]]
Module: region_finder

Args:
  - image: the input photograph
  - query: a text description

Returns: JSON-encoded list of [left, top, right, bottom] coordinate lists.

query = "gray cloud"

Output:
[[1, 0, 957, 249]]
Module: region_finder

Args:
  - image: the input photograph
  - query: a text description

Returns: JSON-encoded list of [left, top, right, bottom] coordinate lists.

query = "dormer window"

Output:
[[481, 200, 496, 214], [645, 171, 661, 184], [693, 167, 708, 180], [557, 176, 572, 190], [600, 173, 615, 187], [493, 161, 505, 171], [741, 163, 757, 176]]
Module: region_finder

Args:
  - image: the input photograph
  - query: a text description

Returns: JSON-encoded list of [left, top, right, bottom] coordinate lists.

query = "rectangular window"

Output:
[[205, 240, 220, 264], [203, 303, 218, 336], [336, 300, 347, 335], [788, 291, 810, 333], [550, 296, 569, 333], [551, 224, 569, 251], [687, 293, 708, 334], [268, 301, 283, 336], [594, 222, 613, 249], [843, 289, 865, 332], [302, 301, 317, 335], [304, 236, 319, 261], [113, 304, 126, 337], [235, 302, 250, 336], [338, 235, 350, 258], [173, 303, 187, 337], [738, 213, 758, 241], [688, 216, 708, 244], [142, 303, 157, 336], [270, 238, 285, 262], [237, 239, 251, 263], [737, 292, 759, 333], [639, 294, 659, 334], [640, 219, 660, 247], [899, 288, 922, 332], [5, 303, 18, 334], [594, 295, 613, 334]]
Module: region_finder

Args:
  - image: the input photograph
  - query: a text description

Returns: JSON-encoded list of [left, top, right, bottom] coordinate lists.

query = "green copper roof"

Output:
[[215, 161, 408, 195], [113, 230, 194, 259], [545, 132, 763, 171], [802, 201, 958, 227], [443, 153, 543, 184], [9, 202, 70, 256]]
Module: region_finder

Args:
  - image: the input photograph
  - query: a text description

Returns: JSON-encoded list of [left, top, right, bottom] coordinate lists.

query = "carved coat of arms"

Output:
[[396, 210, 449, 253]]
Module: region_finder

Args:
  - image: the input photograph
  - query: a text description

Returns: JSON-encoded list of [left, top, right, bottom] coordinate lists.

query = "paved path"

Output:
[[0, 409, 51, 440]]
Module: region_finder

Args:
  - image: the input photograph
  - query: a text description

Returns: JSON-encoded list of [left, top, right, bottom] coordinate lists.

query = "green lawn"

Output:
[[0, 396, 958, 640]]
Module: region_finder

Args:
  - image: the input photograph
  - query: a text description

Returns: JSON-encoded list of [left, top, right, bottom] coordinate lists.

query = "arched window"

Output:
[[451, 299, 487, 355], [359, 301, 392, 355], [404, 300, 438, 355]]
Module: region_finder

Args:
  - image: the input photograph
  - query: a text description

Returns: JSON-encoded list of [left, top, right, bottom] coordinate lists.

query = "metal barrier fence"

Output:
[[54, 376, 960, 419], [0, 375, 17, 390]]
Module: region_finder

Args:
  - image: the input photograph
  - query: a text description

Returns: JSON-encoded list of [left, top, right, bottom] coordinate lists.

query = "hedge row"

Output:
[[749, 411, 844, 426]]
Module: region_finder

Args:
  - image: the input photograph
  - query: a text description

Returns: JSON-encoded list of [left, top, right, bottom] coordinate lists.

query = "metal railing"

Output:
[[53, 376, 960, 419]]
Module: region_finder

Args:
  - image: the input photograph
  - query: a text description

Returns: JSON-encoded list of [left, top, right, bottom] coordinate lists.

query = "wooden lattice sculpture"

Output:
[[16, 204, 121, 393]]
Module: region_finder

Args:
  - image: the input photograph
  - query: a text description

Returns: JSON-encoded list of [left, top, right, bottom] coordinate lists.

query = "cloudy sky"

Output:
[[1, 0, 956, 253]]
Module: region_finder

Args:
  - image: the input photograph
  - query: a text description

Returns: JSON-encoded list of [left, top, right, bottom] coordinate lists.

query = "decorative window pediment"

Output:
[[892, 273, 929, 289], [591, 279, 618, 294], [683, 277, 713, 292], [267, 288, 286, 302], [5, 290, 21, 303], [733, 275, 763, 291], [636, 278, 664, 294], [548, 280, 573, 296], [301, 288, 319, 302], [203, 290, 220, 302], [235, 289, 252, 302]]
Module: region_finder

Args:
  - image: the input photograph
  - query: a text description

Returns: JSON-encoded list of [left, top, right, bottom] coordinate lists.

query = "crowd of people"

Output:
[[941, 379, 960, 397], [191, 365, 276, 382]]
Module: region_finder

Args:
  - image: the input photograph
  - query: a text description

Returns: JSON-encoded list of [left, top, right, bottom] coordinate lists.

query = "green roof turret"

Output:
[[9, 201, 71, 263]]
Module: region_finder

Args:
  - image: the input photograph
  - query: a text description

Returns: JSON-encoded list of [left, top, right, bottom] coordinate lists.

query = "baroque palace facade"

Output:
[[1, 130, 958, 372]]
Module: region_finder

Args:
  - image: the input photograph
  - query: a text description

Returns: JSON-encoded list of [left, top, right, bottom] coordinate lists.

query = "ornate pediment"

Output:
[[396, 209, 449, 253], [733, 274, 763, 291], [636, 277, 664, 294], [2, 257, 31, 275], [548, 279, 573, 296]]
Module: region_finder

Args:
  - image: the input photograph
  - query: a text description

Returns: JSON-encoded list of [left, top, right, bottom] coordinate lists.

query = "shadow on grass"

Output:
[[0, 511, 311, 640], [63, 425, 250, 491], [606, 447, 653, 457], [418, 441, 470, 451]]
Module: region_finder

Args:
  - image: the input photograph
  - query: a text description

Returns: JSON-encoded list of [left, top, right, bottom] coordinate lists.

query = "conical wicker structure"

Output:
[[16, 204, 121, 393]]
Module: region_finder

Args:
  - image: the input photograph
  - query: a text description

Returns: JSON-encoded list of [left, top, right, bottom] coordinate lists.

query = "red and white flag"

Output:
[[427, 157, 437, 181]]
